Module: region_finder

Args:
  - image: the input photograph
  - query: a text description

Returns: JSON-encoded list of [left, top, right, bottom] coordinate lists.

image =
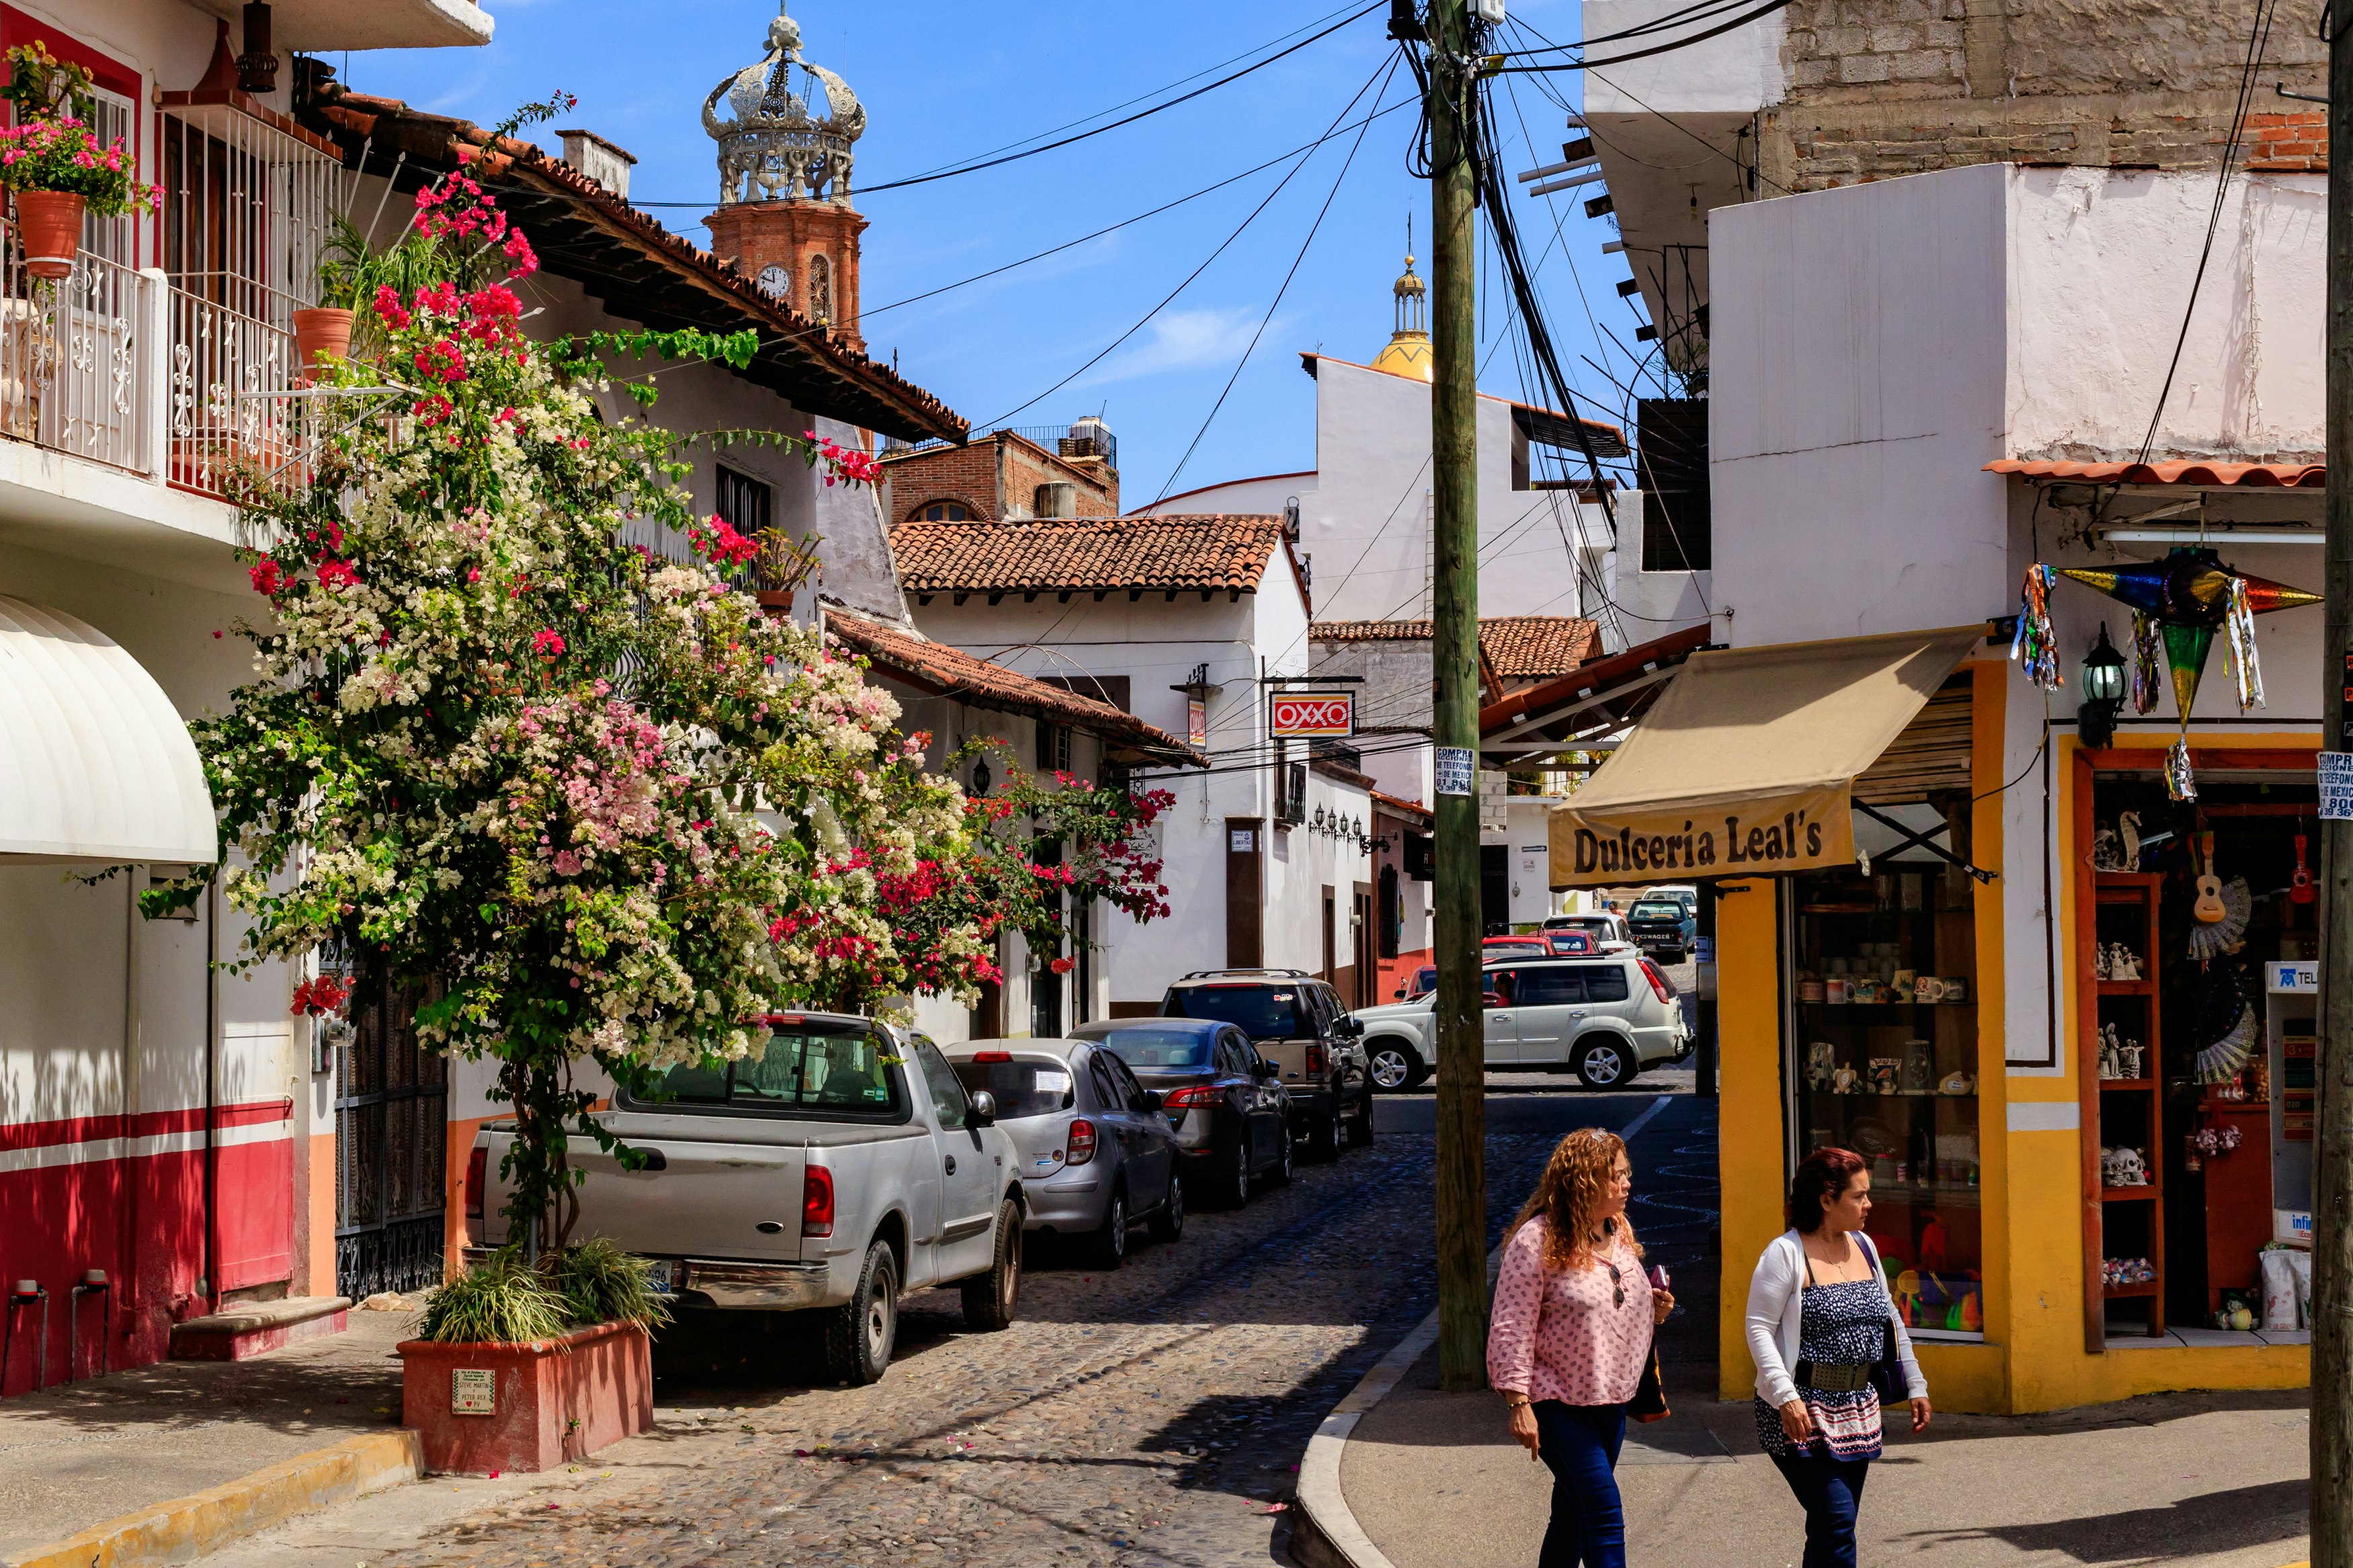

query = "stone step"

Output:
[[169, 1296, 353, 1362]]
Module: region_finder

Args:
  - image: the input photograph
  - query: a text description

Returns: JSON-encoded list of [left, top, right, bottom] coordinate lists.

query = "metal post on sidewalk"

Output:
[[2315, 2, 2353, 1557], [1425, 0, 1488, 1393]]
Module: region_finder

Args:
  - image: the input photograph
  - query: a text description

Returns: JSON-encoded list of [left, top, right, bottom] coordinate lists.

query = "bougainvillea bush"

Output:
[[172, 147, 1166, 1251]]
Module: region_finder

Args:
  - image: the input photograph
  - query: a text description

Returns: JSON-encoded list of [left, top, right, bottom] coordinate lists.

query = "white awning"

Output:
[[0, 597, 216, 864]]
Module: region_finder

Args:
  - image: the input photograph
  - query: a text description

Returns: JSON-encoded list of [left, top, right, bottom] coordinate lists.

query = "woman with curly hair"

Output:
[[1486, 1127, 1675, 1568]]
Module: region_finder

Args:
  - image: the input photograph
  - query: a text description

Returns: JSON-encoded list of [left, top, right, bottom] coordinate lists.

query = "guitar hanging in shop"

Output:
[[2194, 831, 2227, 924]]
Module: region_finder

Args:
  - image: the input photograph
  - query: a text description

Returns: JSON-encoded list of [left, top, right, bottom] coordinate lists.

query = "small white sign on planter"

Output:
[[452, 1367, 496, 1415]]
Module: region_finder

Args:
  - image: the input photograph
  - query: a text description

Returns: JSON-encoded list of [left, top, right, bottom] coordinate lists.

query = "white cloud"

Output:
[[1074, 305, 1285, 389]]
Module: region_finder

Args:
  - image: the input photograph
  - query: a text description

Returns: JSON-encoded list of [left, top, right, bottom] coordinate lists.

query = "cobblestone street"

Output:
[[215, 1083, 1715, 1568]]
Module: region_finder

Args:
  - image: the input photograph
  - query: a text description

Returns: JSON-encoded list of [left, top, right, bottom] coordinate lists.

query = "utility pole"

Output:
[[1425, 0, 1488, 1393], [2316, 3, 2353, 1557]]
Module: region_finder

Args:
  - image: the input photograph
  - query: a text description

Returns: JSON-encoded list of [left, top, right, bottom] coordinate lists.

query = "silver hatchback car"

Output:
[[944, 1038, 1183, 1268]]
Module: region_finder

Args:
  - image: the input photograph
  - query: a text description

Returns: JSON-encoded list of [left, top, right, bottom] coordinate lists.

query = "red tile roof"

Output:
[[1371, 789, 1433, 822], [894, 515, 1289, 597], [1986, 458, 2323, 488], [1480, 617, 1603, 680], [1308, 616, 1601, 679], [824, 612, 1205, 767], [298, 84, 965, 444]]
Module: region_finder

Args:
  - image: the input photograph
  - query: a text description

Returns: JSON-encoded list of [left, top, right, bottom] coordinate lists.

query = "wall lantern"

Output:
[[2079, 622, 2126, 748], [971, 756, 992, 797]]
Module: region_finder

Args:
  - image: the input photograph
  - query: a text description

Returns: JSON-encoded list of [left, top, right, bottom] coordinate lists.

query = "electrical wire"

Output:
[[1150, 56, 1400, 505], [860, 1, 1387, 195], [975, 56, 1396, 429], [1496, 0, 1801, 73]]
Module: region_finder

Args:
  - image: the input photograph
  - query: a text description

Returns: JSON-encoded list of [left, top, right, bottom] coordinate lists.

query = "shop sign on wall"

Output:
[[452, 1368, 495, 1415], [1269, 692, 1353, 738]]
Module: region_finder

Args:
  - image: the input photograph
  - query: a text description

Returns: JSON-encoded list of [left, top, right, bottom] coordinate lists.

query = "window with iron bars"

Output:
[[1037, 721, 1071, 776]]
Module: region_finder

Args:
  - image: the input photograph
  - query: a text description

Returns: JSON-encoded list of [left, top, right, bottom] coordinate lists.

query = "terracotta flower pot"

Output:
[[291, 307, 355, 376], [400, 1318, 652, 1475], [755, 588, 795, 618], [13, 190, 85, 281]]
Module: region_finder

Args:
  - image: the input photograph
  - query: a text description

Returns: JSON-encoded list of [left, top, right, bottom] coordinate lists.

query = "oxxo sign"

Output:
[[1269, 692, 1353, 738]]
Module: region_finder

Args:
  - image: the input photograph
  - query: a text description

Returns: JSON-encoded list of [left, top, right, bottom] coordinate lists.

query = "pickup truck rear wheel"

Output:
[[1347, 1094, 1375, 1147], [823, 1239, 898, 1385], [959, 1198, 1022, 1331]]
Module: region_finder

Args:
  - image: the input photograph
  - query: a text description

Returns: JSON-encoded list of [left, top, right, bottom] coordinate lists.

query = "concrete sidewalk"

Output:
[[1337, 1339, 2311, 1568], [0, 1307, 413, 1561]]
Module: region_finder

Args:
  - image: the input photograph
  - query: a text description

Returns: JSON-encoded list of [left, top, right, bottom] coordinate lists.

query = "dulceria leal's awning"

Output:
[[1548, 626, 1984, 889], [0, 595, 217, 864]]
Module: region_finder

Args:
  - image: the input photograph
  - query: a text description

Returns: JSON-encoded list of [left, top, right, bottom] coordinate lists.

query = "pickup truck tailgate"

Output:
[[478, 1116, 809, 1263]]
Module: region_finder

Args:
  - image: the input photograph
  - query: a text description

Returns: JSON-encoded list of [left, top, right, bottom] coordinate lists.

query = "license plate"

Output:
[[645, 1259, 681, 1296]]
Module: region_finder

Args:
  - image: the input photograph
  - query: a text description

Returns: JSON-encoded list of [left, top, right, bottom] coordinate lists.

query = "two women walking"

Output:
[[1485, 1132, 1930, 1568]]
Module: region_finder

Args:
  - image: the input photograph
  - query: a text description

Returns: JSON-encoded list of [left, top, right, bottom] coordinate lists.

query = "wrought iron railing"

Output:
[[883, 422, 1118, 469], [0, 226, 151, 475], [167, 284, 313, 502]]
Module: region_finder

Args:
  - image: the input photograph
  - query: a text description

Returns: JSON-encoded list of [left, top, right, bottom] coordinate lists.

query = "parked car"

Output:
[[943, 1038, 1183, 1267], [1347, 953, 1689, 1091], [1394, 964, 1437, 1001], [1625, 895, 1698, 962], [1068, 1018, 1294, 1206], [1482, 934, 1552, 962], [1544, 930, 1599, 956], [1541, 911, 1637, 953], [467, 1014, 1023, 1387], [1160, 970, 1373, 1157]]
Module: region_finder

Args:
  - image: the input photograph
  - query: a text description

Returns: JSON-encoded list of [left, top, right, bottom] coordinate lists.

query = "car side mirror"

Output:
[[1392, 985, 1406, 999], [1255, 1059, 1280, 1080], [967, 1089, 997, 1127], [1337, 1016, 1364, 1039], [1135, 1089, 1163, 1115]]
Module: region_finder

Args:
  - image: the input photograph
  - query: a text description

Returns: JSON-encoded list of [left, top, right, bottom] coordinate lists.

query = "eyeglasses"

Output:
[[1604, 1258, 1624, 1308]]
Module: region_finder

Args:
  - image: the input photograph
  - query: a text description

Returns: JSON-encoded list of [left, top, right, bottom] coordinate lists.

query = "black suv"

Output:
[[1158, 969, 1373, 1159]]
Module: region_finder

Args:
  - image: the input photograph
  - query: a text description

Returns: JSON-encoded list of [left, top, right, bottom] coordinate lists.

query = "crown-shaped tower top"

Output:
[[703, 3, 865, 207]]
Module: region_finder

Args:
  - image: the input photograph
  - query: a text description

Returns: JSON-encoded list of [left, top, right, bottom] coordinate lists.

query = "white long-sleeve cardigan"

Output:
[[1745, 1229, 1929, 1410]]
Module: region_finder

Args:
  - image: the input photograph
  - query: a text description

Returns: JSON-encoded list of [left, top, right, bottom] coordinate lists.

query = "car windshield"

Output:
[[1090, 1027, 1216, 1071], [951, 1058, 1074, 1119], [1630, 902, 1685, 921], [1164, 985, 1302, 1040], [638, 1024, 906, 1118]]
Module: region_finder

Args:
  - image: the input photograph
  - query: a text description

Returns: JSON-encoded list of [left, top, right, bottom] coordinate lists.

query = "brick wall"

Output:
[[878, 431, 1120, 526], [1762, 0, 2325, 190]]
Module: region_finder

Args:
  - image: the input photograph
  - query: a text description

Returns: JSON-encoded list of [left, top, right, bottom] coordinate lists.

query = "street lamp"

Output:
[[2079, 622, 2126, 748]]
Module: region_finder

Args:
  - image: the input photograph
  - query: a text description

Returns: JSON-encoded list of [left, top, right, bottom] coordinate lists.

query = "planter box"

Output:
[[399, 1319, 651, 1475]]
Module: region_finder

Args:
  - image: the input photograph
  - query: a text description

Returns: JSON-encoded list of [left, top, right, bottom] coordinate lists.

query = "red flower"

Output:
[[1049, 956, 1074, 975], [533, 628, 567, 659], [249, 557, 286, 596], [315, 558, 361, 590], [290, 975, 350, 1017], [686, 515, 760, 567], [372, 284, 411, 330]]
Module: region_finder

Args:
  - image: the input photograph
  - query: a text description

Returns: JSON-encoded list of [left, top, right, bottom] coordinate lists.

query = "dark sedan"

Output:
[[1068, 1018, 1293, 1206]]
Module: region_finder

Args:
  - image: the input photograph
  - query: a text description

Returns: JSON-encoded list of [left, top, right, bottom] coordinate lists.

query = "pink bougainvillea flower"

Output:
[[249, 557, 286, 596], [533, 628, 567, 659]]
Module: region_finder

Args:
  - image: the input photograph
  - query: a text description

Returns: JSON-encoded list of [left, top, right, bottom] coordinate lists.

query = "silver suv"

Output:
[[1349, 954, 1689, 1091]]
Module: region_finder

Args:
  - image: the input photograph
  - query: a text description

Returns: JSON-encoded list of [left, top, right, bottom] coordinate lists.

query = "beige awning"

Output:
[[1548, 627, 1983, 889]]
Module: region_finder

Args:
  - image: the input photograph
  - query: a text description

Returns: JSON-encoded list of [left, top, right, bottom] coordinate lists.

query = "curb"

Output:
[[1290, 1093, 1674, 1568], [3, 1430, 424, 1568]]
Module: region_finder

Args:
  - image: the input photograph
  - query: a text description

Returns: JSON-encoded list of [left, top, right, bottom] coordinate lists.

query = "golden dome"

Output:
[[1371, 330, 1434, 382], [1394, 254, 1425, 300]]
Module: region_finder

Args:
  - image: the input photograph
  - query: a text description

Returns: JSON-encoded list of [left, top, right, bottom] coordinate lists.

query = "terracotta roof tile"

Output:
[[1479, 616, 1602, 679], [893, 515, 1287, 597], [825, 613, 1205, 767], [1986, 458, 2324, 488], [1310, 616, 1600, 679]]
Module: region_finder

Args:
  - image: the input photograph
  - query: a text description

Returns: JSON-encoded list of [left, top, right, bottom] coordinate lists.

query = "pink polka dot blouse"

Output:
[[1486, 1216, 1653, 1407]]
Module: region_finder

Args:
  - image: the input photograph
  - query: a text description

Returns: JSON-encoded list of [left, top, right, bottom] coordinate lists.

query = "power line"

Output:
[[861, 1, 1387, 195], [1495, 0, 1801, 73], [1150, 56, 1400, 505], [978, 58, 1396, 429]]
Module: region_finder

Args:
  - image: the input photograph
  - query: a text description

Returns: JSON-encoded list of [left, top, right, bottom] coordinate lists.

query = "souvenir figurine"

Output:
[[2107, 944, 2143, 982], [1901, 1038, 1933, 1094], [1832, 1064, 1860, 1094], [1870, 1058, 1901, 1095], [2099, 1023, 2123, 1081], [1939, 1069, 1976, 1096], [2100, 1146, 2149, 1188], [1806, 1040, 1836, 1092], [2118, 1041, 2143, 1080], [2094, 944, 2112, 981]]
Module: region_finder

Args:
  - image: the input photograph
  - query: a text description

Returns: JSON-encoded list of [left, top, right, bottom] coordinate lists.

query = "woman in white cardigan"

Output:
[[1745, 1147, 1931, 1568]]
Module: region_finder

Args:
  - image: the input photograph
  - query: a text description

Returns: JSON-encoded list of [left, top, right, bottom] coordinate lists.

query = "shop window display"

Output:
[[2079, 767, 2318, 1342], [1786, 866, 1983, 1339]]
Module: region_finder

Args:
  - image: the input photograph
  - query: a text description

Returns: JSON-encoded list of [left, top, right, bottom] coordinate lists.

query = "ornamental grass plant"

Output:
[[417, 1249, 569, 1346]]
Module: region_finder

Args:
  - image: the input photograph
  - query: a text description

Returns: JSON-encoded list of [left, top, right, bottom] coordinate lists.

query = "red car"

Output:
[[1481, 935, 1551, 962], [1544, 930, 1599, 956]]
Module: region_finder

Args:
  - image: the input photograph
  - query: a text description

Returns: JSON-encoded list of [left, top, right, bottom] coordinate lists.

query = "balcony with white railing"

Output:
[[0, 224, 319, 526]]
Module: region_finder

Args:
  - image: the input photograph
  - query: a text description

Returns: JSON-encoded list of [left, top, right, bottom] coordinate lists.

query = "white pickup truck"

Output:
[[467, 1013, 1025, 1385]]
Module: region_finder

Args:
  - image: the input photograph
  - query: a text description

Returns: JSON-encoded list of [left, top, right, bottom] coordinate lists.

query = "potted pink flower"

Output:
[[0, 41, 160, 280]]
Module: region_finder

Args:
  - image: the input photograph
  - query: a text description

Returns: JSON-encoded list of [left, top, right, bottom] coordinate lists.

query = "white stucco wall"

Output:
[[1582, 0, 1787, 115]]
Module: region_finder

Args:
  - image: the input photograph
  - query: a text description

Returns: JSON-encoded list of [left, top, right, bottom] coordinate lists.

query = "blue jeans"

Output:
[[1532, 1401, 1626, 1568], [1772, 1450, 1871, 1568]]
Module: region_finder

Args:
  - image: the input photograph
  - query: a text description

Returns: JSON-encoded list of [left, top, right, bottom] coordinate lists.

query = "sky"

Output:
[[338, 0, 1657, 505]]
